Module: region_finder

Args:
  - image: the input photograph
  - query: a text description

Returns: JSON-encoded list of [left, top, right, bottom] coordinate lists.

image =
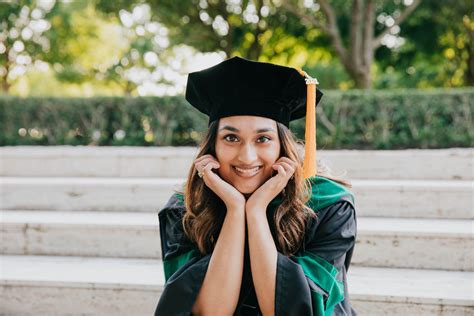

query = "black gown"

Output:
[[155, 177, 357, 316]]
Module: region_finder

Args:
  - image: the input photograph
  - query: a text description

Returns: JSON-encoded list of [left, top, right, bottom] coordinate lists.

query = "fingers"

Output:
[[277, 164, 287, 177], [194, 155, 217, 168], [278, 157, 298, 169], [202, 160, 219, 176], [273, 157, 297, 180], [194, 154, 216, 168], [194, 155, 220, 178], [194, 154, 213, 164]]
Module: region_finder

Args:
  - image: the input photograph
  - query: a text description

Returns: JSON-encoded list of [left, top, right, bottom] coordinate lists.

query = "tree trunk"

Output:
[[464, 23, 474, 86], [283, 0, 420, 89], [1, 50, 10, 94], [1, 76, 10, 93], [354, 70, 371, 89]]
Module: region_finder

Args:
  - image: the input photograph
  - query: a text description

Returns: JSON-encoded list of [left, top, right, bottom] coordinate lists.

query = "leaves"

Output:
[[2, 89, 472, 148]]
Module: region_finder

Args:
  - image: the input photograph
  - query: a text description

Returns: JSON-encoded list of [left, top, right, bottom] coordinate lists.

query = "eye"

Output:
[[223, 134, 239, 142], [257, 136, 271, 143]]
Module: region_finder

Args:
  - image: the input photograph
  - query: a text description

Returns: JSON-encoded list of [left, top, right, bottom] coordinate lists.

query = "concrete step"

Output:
[[354, 217, 473, 271], [1, 255, 472, 316], [0, 255, 163, 315], [347, 266, 474, 316], [1, 210, 161, 259], [0, 146, 198, 178], [353, 179, 473, 219], [1, 146, 472, 180], [2, 210, 472, 271], [0, 177, 181, 213], [2, 177, 472, 219]]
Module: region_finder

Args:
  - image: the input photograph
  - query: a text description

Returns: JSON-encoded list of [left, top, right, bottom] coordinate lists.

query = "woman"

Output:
[[155, 56, 357, 316]]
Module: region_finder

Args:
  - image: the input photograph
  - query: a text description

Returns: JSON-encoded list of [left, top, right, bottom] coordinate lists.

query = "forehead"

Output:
[[218, 115, 277, 132]]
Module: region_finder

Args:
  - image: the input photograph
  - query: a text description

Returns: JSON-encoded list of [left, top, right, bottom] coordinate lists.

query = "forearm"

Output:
[[192, 207, 246, 315], [246, 210, 277, 316]]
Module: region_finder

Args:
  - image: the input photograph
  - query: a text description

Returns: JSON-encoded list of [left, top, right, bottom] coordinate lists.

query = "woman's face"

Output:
[[215, 115, 281, 195]]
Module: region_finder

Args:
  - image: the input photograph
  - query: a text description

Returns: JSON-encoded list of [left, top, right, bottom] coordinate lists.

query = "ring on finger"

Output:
[[197, 162, 207, 178]]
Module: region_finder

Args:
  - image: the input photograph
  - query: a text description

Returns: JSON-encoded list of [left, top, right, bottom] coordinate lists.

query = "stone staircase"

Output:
[[1, 146, 473, 315]]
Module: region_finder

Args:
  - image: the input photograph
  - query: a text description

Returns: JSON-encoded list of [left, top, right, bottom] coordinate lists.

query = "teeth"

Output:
[[235, 166, 260, 174]]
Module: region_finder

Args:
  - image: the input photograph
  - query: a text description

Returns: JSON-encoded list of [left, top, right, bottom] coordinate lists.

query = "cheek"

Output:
[[215, 144, 232, 164], [215, 142, 227, 160], [261, 145, 280, 164], [214, 146, 233, 177]]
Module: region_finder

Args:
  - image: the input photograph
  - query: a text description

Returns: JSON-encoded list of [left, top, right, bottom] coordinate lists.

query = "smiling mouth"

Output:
[[232, 166, 263, 178]]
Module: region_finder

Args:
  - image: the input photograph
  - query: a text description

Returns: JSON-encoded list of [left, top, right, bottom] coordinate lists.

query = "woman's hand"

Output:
[[246, 157, 297, 213], [194, 154, 246, 211]]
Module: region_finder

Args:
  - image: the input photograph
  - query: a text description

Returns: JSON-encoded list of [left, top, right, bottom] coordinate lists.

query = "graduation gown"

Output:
[[154, 176, 357, 316]]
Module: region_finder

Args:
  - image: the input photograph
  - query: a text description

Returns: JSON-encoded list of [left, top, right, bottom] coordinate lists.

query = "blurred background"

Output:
[[2, 0, 473, 95], [0, 0, 472, 148], [1, 1, 473, 315]]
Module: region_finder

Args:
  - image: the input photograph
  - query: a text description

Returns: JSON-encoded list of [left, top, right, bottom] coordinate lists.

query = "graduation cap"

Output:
[[185, 56, 322, 179]]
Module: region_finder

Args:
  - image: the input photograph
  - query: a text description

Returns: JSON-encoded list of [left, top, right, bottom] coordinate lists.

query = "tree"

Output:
[[0, 0, 56, 93], [102, 3, 182, 96], [373, 0, 473, 88], [98, 0, 424, 89], [282, 0, 421, 88], [99, 0, 279, 60]]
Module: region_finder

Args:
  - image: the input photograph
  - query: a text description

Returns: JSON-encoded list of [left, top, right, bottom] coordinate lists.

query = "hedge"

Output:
[[1, 88, 472, 149]]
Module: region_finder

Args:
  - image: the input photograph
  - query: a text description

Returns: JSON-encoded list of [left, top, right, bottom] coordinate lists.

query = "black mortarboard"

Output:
[[185, 56, 322, 179], [185, 56, 322, 128]]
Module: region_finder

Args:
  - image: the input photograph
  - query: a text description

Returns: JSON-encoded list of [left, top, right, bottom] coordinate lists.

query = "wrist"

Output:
[[225, 203, 246, 215], [246, 197, 268, 211], [224, 196, 246, 210], [245, 203, 268, 217]]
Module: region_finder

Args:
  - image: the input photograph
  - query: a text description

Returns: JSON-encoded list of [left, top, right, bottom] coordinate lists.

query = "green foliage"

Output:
[[290, 88, 474, 149], [1, 89, 472, 149], [4, 1, 472, 96], [96, 0, 472, 89], [0, 96, 207, 146], [0, 0, 58, 91], [375, 0, 474, 88]]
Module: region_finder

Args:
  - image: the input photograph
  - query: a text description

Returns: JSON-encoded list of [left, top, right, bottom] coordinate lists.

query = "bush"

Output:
[[1, 88, 472, 149]]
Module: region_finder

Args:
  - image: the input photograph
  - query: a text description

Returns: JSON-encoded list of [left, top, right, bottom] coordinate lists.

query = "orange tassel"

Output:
[[296, 69, 318, 179]]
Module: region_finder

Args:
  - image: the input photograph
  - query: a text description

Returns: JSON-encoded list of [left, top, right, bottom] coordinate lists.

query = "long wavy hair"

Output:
[[179, 119, 351, 256]]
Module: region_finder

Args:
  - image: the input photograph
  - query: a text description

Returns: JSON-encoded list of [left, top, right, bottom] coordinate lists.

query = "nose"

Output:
[[238, 143, 258, 164]]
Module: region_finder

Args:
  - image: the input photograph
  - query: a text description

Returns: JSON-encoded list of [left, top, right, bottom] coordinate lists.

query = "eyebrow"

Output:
[[219, 125, 276, 133]]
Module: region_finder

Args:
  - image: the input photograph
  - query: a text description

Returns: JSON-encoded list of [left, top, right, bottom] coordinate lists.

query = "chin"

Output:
[[234, 182, 259, 195], [236, 186, 257, 195]]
